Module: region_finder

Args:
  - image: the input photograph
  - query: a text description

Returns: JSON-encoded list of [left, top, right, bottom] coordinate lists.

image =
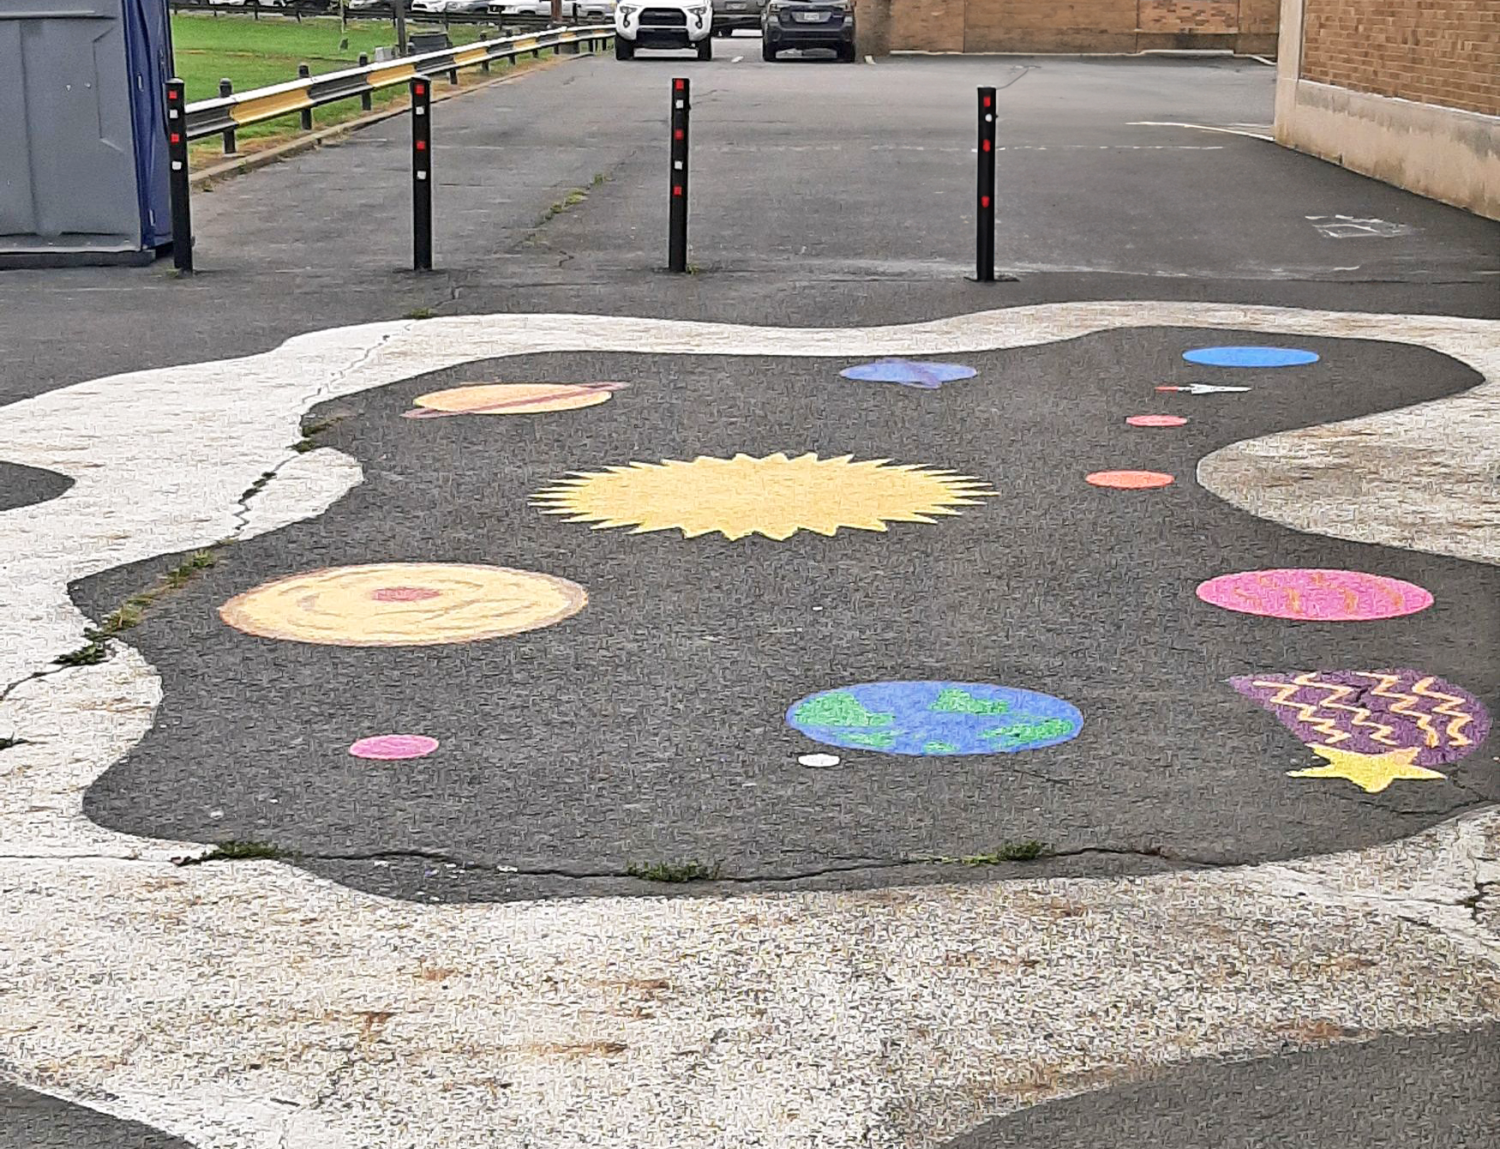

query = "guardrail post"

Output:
[[975, 85, 996, 283], [668, 76, 689, 274], [166, 78, 193, 275], [411, 75, 433, 272], [359, 54, 373, 109], [298, 63, 313, 130], [219, 78, 236, 154]]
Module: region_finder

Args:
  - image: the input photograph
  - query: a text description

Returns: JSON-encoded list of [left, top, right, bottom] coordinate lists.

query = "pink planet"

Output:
[[349, 734, 440, 760], [1196, 569, 1434, 621], [1125, 414, 1188, 428]]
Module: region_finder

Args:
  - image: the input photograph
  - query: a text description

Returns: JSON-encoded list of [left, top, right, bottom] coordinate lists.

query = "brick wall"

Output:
[[1138, 1, 1238, 33], [885, 0, 1279, 53], [1299, 0, 1500, 117]]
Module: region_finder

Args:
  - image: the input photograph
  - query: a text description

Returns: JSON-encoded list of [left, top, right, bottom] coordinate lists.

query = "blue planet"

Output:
[[787, 681, 1083, 756], [1182, 346, 1320, 368], [839, 359, 977, 389]]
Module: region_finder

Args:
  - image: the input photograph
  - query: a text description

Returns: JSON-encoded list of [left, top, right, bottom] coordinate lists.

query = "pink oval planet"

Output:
[[1196, 569, 1433, 622], [349, 734, 440, 760], [1086, 470, 1175, 489], [1125, 415, 1188, 428]]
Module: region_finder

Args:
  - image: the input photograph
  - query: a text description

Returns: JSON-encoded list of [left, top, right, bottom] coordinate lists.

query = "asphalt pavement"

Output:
[[75, 331, 1500, 904], [3, 32, 1499, 1149], [945, 1024, 1500, 1149]]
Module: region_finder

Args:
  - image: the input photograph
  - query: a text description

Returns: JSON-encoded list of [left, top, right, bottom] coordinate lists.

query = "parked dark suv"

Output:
[[761, 0, 855, 61]]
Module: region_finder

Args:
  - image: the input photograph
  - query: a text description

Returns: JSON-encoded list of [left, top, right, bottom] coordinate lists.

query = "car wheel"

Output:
[[761, 38, 777, 60], [697, 36, 713, 59], [615, 36, 635, 58]]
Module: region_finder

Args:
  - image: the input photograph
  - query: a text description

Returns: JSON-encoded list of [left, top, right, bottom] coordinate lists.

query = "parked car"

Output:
[[710, 0, 764, 35], [346, 0, 392, 11], [614, 0, 711, 59], [491, 0, 616, 19], [761, 0, 854, 60]]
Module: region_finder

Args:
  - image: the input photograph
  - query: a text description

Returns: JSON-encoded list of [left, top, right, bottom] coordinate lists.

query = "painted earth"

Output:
[[786, 681, 1083, 757]]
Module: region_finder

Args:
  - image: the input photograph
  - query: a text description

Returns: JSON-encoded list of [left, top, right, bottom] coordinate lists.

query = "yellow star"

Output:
[[1287, 744, 1446, 794]]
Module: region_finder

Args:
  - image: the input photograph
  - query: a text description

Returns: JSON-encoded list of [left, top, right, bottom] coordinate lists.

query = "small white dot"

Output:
[[798, 753, 841, 769]]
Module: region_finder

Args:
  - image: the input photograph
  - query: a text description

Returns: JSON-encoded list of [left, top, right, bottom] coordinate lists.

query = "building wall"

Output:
[[883, 0, 1279, 54], [1299, 0, 1500, 117], [1275, 0, 1500, 218]]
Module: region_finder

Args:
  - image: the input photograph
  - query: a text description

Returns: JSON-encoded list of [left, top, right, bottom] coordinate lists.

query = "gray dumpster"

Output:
[[0, 0, 173, 267]]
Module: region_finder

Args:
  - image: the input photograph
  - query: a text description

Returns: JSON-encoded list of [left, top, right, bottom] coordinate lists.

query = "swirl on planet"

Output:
[[839, 359, 977, 390], [404, 382, 627, 418], [1197, 569, 1433, 622], [1229, 669, 1490, 767], [787, 681, 1082, 756], [219, 562, 587, 646]]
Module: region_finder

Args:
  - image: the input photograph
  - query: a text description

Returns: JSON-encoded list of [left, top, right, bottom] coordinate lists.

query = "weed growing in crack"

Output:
[[240, 470, 277, 503], [55, 640, 111, 667], [626, 860, 722, 884], [916, 841, 1051, 867], [173, 840, 300, 867], [404, 307, 436, 320], [292, 415, 344, 454], [591, 171, 609, 187], [0, 735, 25, 752]]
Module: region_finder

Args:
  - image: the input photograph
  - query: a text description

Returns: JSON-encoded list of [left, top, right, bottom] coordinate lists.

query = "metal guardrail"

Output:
[[183, 23, 612, 138]]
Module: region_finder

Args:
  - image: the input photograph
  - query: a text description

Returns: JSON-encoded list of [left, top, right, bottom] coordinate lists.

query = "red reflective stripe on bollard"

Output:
[[981, 195, 990, 208], [416, 140, 427, 151]]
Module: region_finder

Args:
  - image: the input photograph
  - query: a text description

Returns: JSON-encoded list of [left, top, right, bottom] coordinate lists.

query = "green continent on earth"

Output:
[[929, 689, 1010, 716], [795, 691, 895, 729], [923, 740, 960, 754], [982, 717, 1075, 746], [843, 731, 897, 749]]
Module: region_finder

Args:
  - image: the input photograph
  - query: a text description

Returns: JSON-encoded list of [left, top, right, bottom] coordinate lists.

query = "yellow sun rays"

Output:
[[533, 452, 994, 541]]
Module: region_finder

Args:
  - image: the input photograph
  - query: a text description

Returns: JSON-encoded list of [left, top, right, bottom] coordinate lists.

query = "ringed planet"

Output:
[[405, 382, 627, 418]]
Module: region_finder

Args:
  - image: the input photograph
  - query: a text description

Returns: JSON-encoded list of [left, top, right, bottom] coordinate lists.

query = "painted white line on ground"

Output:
[[1128, 120, 1277, 142], [1, 305, 1497, 1148], [732, 55, 744, 62]]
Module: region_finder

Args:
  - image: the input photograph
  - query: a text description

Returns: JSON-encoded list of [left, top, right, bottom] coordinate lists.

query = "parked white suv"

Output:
[[615, 0, 712, 59]]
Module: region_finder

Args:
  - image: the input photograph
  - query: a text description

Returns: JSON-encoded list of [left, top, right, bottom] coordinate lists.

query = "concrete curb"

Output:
[[191, 51, 584, 189]]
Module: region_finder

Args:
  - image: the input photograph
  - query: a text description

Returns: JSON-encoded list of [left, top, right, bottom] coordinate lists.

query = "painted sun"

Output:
[[533, 451, 995, 541]]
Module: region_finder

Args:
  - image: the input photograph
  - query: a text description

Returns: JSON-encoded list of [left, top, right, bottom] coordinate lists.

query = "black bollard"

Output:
[[359, 54, 373, 110], [166, 79, 193, 274], [668, 77, 690, 273], [975, 86, 996, 283], [411, 75, 433, 271]]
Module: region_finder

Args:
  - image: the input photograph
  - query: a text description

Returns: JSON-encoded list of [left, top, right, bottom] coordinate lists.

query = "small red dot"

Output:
[[415, 139, 427, 151], [675, 79, 685, 90], [982, 139, 990, 152], [673, 185, 683, 196], [674, 128, 684, 140], [981, 195, 991, 208]]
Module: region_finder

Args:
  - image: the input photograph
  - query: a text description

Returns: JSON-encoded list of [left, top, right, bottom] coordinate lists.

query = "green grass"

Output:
[[174, 11, 507, 163]]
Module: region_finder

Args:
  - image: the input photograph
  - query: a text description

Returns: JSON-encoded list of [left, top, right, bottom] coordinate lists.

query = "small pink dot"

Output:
[[349, 734, 440, 760], [1125, 414, 1188, 428], [370, 586, 441, 602]]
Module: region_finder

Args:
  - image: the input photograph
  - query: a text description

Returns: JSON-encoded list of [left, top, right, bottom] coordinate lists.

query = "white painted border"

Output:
[[1, 303, 1498, 1149]]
